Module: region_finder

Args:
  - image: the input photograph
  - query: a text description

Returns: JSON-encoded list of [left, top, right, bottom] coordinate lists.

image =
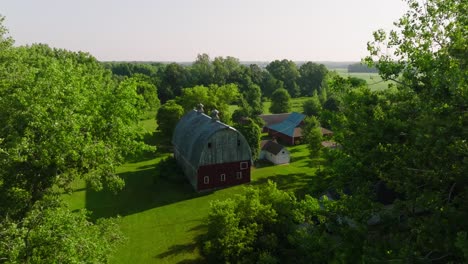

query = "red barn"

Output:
[[172, 108, 252, 192]]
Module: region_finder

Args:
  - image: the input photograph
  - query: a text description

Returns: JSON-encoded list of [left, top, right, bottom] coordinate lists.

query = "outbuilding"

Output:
[[259, 140, 290, 165], [266, 112, 306, 145], [172, 106, 252, 191], [258, 113, 290, 132]]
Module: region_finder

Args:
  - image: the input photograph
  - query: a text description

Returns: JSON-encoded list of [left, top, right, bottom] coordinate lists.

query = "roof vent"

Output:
[[211, 109, 220, 121], [196, 103, 204, 113]]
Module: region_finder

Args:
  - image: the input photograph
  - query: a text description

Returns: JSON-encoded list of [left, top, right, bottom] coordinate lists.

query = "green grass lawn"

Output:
[[262, 96, 311, 114], [334, 68, 395, 91], [64, 120, 318, 263]]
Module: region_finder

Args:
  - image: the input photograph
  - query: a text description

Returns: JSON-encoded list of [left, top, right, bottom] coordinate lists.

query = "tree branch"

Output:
[[385, 76, 410, 89], [429, 254, 450, 261], [447, 183, 456, 203]]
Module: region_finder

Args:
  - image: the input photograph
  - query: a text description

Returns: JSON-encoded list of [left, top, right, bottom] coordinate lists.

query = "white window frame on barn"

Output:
[[236, 172, 242, 179], [220, 174, 226, 182], [204, 176, 209, 184], [240, 162, 248, 170]]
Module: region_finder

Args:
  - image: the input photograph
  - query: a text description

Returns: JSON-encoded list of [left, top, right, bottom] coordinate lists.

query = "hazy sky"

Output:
[[2, 0, 407, 62]]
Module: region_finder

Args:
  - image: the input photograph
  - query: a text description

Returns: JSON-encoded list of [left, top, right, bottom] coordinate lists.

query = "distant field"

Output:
[[333, 68, 395, 91], [263, 96, 311, 114], [64, 118, 319, 264]]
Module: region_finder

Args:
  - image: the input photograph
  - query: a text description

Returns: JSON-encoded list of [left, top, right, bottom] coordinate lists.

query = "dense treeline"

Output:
[[103, 55, 332, 144], [103, 55, 329, 103]]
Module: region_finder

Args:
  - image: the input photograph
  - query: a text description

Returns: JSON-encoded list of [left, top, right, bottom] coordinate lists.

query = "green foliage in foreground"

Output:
[[0, 16, 146, 264], [202, 181, 367, 264], [314, 0, 467, 262], [0, 197, 123, 264], [203, 181, 302, 263], [0, 41, 150, 219]]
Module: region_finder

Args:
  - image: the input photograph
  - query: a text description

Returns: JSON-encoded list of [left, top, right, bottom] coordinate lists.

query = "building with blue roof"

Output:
[[266, 112, 306, 145]]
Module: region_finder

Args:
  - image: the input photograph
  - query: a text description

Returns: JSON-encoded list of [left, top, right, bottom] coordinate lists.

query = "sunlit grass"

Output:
[[262, 96, 311, 114], [64, 117, 319, 263]]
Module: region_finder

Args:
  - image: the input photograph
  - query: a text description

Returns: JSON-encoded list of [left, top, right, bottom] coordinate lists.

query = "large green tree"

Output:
[[130, 73, 160, 112], [302, 116, 323, 158], [317, 0, 468, 261], [0, 17, 137, 263], [269, 88, 292, 113], [0, 42, 148, 218], [159, 62, 190, 102], [302, 91, 322, 116], [176, 84, 240, 124], [212, 56, 241, 85], [156, 100, 184, 139], [234, 118, 261, 161], [249, 64, 264, 86], [260, 71, 284, 98], [298, 62, 328, 96], [191, 53, 214, 86], [266, 59, 300, 97]]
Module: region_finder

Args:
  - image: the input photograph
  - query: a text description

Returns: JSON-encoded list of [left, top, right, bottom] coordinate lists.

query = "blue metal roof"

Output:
[[267, 112, 306, 137]]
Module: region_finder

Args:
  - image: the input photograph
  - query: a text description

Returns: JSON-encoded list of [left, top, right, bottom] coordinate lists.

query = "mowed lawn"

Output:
[[64, 118, 318, 263]]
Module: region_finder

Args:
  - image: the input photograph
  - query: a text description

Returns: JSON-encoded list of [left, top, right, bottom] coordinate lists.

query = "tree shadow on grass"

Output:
[[254, 159, 275, 168], [85, 165, 211, 221], [125, 149, 161, 163], [251, 173, 315, 198], [125, 131, 172, 163], [155, 224, 207, 264], [288, 146, 306, 154], [290, 155, 308, 163], [146, 130, 173, 152]]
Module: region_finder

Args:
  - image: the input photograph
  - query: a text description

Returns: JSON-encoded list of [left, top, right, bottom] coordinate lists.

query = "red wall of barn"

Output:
[[197, 160, 251, 191], [268, 130, 293, 145]]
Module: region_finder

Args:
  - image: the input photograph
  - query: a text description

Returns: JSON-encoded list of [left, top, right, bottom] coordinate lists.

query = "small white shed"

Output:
[[259, 140, 290, 165]]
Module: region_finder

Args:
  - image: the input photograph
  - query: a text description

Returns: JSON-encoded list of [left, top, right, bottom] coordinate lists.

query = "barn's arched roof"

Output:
[[172, 110, 241, 168]]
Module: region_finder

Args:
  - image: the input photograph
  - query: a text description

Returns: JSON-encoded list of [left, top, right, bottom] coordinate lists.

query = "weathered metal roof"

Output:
[[260, 140, 285, 155], [258, 113, 290, 127], [172, 110, 245, 168], [267, 112, 306, 137]]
